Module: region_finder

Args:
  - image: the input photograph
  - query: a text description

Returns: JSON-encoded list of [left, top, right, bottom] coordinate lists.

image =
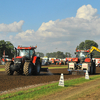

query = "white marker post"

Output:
[[58, 73, 64, 87], [85, 70, 89, 79]]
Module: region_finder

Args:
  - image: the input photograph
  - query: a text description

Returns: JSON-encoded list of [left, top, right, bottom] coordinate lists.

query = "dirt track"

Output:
[[0, 65, 100, 93]]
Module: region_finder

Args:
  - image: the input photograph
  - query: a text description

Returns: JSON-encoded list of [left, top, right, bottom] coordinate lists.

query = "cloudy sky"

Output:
[[0, 0, 100, 55]]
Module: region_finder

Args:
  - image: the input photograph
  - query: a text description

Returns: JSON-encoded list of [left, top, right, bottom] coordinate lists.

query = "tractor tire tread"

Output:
[[23, 62, 32, 76], [5, 62, 13, 75]]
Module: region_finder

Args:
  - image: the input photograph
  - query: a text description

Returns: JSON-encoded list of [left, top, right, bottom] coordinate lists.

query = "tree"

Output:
[[77, 40, 100, 58], [56, 51, 65, 58], [46, 53, 50, 57], [84, 40, 98, 49], [77, 40, 98, 50], [78, 42, 84, 49], [65, 52, 71, 57], [46, 52, 56, 58], [46, 51, 71, 58], [0, 40, 14, 58], [36, 52, 44, 57]]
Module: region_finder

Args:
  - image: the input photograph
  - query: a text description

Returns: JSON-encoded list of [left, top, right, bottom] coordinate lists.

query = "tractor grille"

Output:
[[14, 58, 22, 64]]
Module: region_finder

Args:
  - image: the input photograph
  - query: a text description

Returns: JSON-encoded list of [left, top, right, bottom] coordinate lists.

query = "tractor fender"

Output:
[[32, 56, 41, 64], [32, 56, 37, 64], [2, 58, 5, 62]]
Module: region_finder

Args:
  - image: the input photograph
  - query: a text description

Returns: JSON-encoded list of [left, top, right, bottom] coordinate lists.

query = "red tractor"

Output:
[[5, 46, 48, 76], [68, 48, 96, 75]]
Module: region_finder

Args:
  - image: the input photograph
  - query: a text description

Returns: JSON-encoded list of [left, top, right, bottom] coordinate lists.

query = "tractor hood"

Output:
[[72, 57, 78, 62], [15, 56, 26, 64]]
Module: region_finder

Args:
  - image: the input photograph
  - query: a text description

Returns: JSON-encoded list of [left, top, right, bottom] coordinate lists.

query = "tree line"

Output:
[[36, 51, 71, 58], [0, 40, 71, 58], [0, 40, 100, 58], [46, 51, 71, 58]]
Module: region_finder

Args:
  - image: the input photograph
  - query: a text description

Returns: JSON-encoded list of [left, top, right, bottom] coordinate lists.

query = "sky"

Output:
[[0, 0, 100, 56]]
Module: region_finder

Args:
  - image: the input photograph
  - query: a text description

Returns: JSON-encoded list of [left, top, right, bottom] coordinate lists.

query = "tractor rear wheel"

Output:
[[90, 62, 93, 74], [34, 59, 41, 75], [93, 62, 96, 74], [23, 62, 33, 76], [5, 62, 14, 75]]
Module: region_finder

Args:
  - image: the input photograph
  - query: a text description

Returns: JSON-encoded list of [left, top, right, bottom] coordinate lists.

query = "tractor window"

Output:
[[80, 52, 85, 57], [76, 52, 89, 58], [17, 50, 29, 58], [30, 50, 35, 57]]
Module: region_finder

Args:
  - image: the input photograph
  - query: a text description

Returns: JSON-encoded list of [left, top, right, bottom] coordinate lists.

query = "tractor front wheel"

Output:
[[23, 62, 33, 76], [5, 62, 14, 75]]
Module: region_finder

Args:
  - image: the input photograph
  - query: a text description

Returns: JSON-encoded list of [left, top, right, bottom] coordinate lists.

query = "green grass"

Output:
[[0, 75, 100, 100], [0, 68, 5, 71], [47, 66, 68, 69]]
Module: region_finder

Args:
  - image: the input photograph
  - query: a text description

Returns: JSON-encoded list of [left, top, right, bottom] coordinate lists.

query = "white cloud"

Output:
[[0, 20, 24, 32], [9, 29, 39, 46], [8, 4, 100, 54], [38, 20, 55, 31], [15, 30, 35, 40], [76, 4, 98, 20]]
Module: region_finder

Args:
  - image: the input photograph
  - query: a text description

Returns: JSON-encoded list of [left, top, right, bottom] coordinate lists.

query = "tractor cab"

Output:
[[13, 46, 37, 66], [16, 48, 35, 60], [76, 51, 89, 58], [75, 49, 90, 63]]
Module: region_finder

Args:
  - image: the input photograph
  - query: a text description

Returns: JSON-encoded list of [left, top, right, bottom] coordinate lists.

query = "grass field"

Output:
[[0, 74, 100, 100], [0, 68, 5, 71], [43, 66, 68, 69]]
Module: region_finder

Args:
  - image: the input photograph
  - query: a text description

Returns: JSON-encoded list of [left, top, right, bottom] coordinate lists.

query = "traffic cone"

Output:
[[85, 70, 89, 79], [58, 73, 64, 87]]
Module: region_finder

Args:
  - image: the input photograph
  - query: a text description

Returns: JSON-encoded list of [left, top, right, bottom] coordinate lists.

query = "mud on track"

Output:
[[0, 65, 100, 92]]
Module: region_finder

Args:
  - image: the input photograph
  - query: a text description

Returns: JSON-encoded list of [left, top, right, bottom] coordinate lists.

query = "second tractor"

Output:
[[68, 46, 100, 75]]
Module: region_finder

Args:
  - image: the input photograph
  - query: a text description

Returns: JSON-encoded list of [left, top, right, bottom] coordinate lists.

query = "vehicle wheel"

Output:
[[34, 59, 41, 75], [69, 71, 71, 74], [93, 62, 96, 74], [90, 63, 93, 74], [23, 62, 33, 76], [5, 62, 14, 75]]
